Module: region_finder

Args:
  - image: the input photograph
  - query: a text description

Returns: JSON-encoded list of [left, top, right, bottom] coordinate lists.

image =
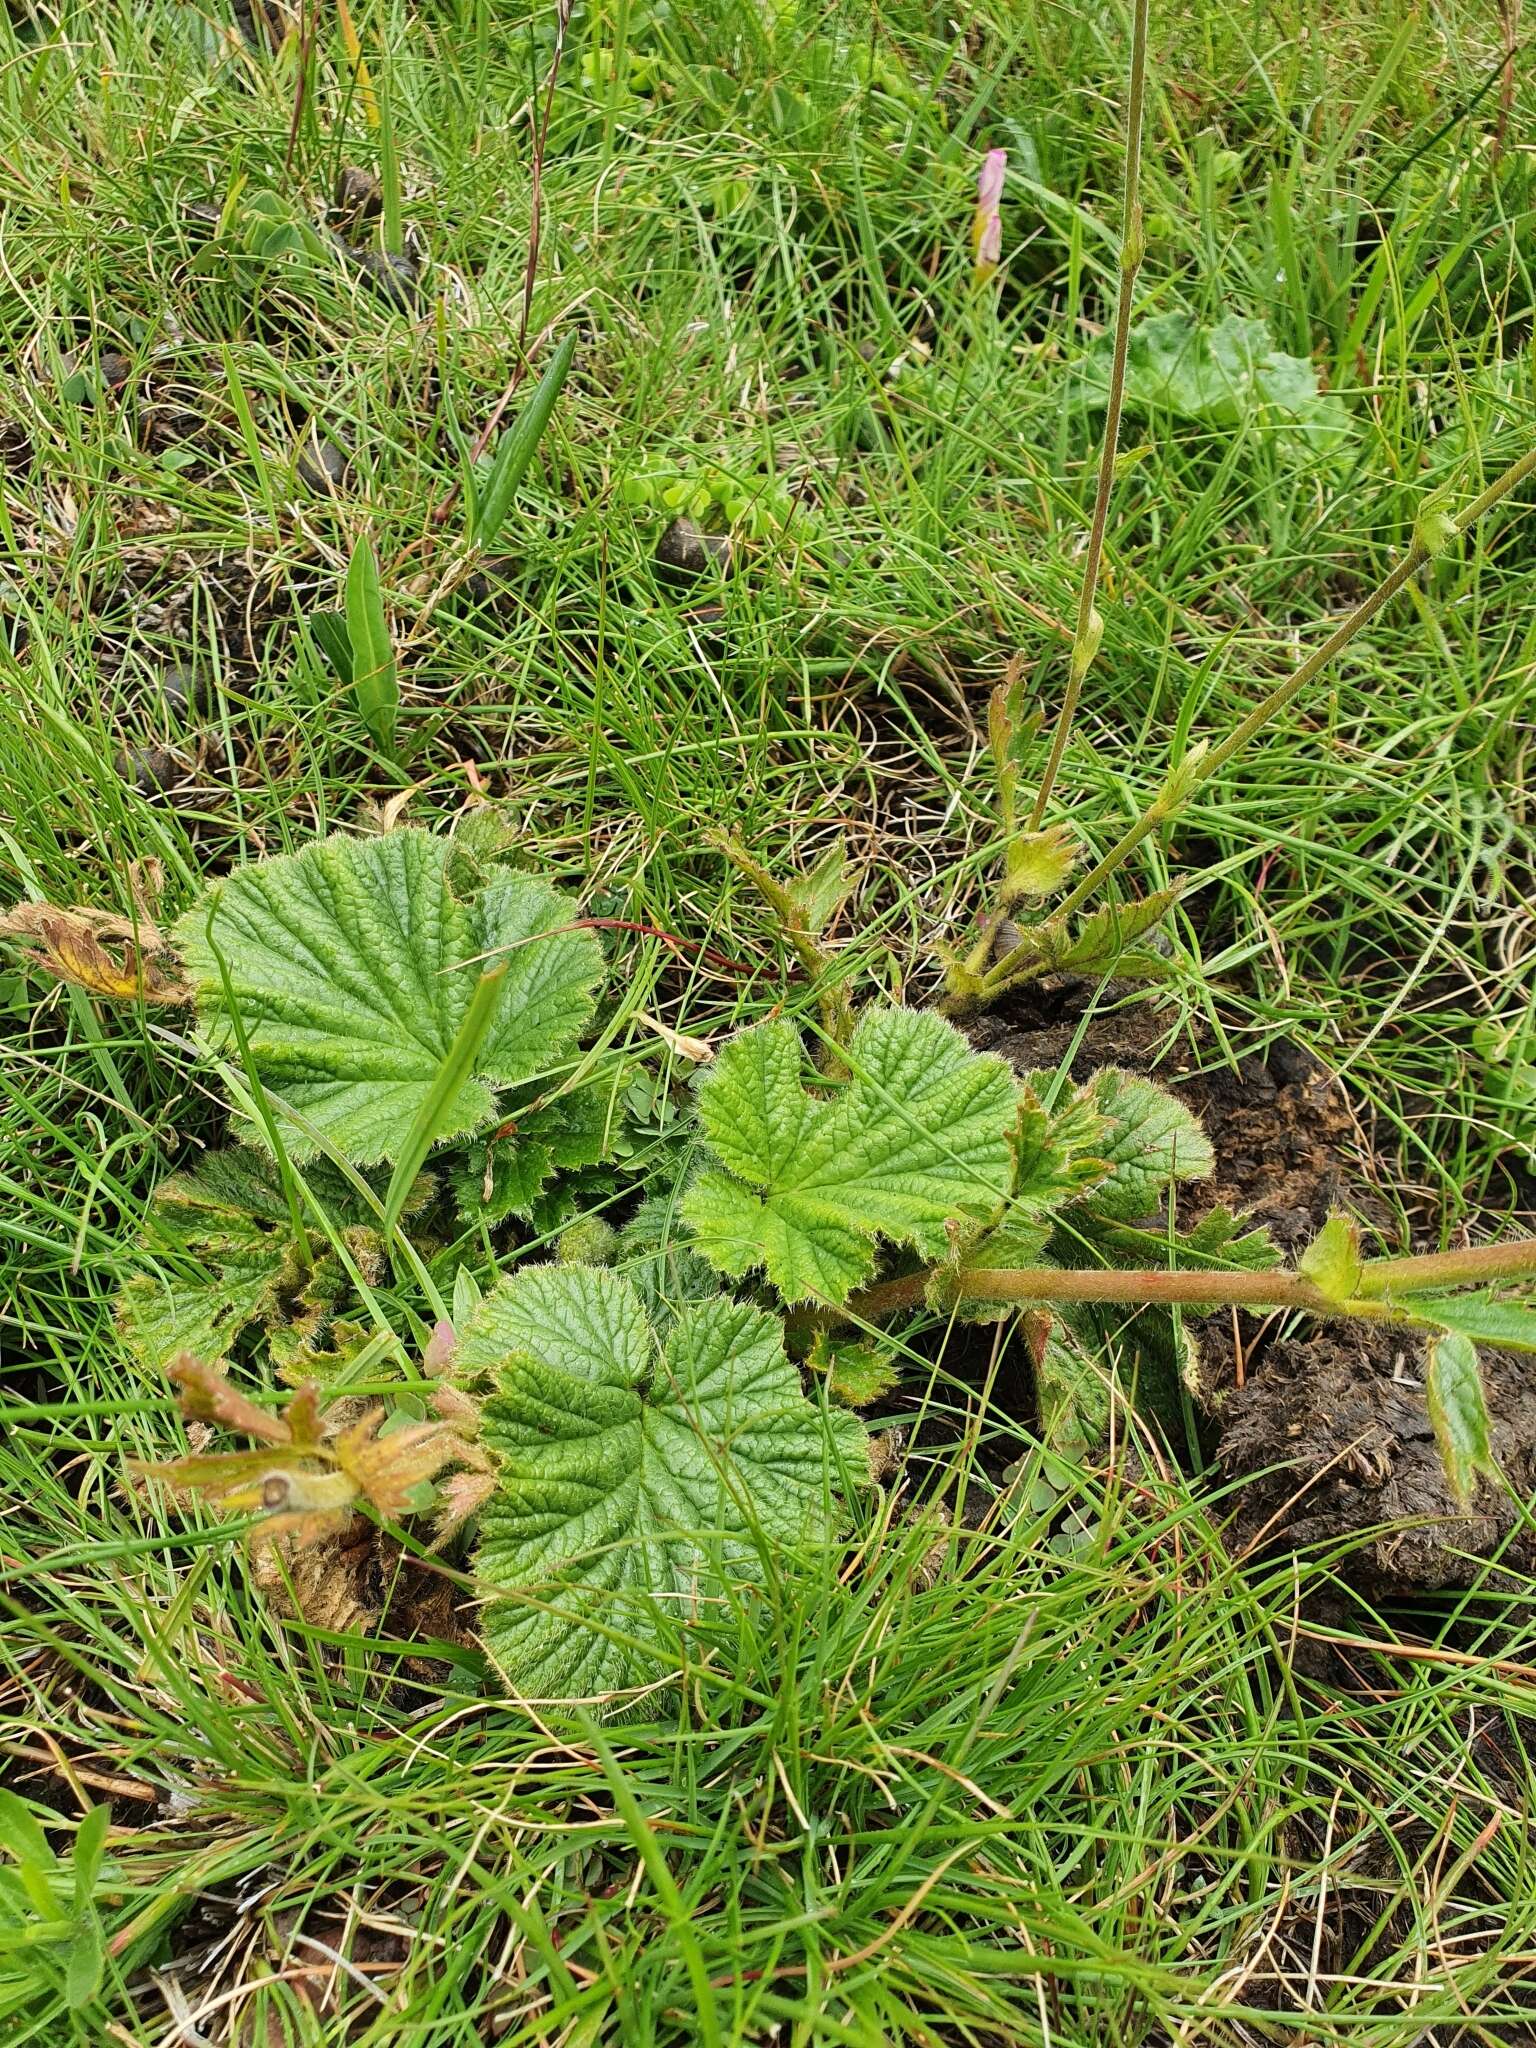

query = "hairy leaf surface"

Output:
[[1425, 1330, 1497, 1505], [683, 1008, 1016, 1302], [1078, 1069, 1213, 1219], [176, 829, 601, 1165], [452, 1079, 617, 1225], [469, 1268, 859, 1705]]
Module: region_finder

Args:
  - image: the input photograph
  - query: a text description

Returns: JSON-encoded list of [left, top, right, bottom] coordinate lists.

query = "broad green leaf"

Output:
[[1078, 1069, 1213, 1219], [0, 1790, 56, 1875], [456, 1261, 651, 1386], [308, 610, 353, 686], [69, 1808, 109, 1908], [116, 1153, 298, 1369], [1037, 1298, 1198, 1462], [683, 1008, 1016, 1303], [469, 1268, 859, 1705], [1072, 311, 1350, 452], [1405, 1292, 1536, 1355], [1299, 1214, 1364, 1303], [344, 537, 398, 757], [1425, 1330, 1497, 1505], [176, 829, 602, 1166], [474, 333, 577, 549], [1034, 1311, 1110, 1461]]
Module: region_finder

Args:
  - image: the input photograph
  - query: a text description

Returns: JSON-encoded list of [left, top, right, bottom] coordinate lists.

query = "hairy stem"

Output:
[[1050, 438, 1536, 922], [1360, 1236, 1536, 1296], [839, 1231, 1536, 1327], [1029, 0, 1151, 830]]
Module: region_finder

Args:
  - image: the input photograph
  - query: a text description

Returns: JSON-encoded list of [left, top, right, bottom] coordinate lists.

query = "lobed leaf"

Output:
[[683, 1007, 1016, 1303], [469, 1267, 860, 1705], [1078, 1069, 1213, 1219], [116, 1149, 382, 1374], [452, 1080, 617, 1225]]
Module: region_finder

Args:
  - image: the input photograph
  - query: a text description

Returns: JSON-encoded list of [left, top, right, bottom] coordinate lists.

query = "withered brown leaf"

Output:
[[134, 1355, 476, 1555], [0, 899, 191, 1004]]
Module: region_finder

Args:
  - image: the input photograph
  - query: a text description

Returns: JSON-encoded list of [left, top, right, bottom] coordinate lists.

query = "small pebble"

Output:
[[117, 744, 184, 795], [334, 167, 383, 224], [0, 421, 32, 473], [655, 516, 732, 578], [341, 243, 421, 314], [296, 424, 351, 492], [158, 665, 206, 716]]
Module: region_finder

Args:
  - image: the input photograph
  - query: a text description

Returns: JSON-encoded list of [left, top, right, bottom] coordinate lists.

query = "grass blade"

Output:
[[382, 964, 507, 1240]]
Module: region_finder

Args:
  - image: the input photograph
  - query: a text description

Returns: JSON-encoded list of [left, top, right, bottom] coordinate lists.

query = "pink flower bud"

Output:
[[971, 149, 1007, 279], [423, 1318, 458, 1376]]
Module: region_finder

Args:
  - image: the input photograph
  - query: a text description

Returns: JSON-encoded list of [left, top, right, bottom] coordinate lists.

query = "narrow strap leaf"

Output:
[[382, 964, 507, 1239]]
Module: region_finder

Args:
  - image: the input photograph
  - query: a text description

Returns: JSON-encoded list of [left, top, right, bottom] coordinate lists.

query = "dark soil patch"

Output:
[[966, 977, 1536, 1599], [966, 973, 1373, 1251], [1218, 1319, 1536, 1593]]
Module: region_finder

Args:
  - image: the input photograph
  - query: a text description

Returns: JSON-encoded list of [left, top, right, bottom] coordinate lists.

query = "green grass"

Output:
[[2, 0, 1536, 2038]]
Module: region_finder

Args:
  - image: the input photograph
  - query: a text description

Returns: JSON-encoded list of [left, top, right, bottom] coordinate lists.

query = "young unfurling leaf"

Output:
[[805, 1331, 899, 1408], [786, 836, 855, 937], [1000, 825, 1079, 904], [1299, 1214, 1364, 1304], [939, 888, 1182, 1011]]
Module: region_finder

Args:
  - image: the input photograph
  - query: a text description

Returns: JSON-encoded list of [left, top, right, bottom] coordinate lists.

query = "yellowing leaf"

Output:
[[0, 901, 191, 1005], [133, 1355, 469, 1551], [1299, 1214, 1364, 1304], [336, 0, 379, 126], [1424, 1330, 1497, 1507], [1001, 825, 1079, 903]]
